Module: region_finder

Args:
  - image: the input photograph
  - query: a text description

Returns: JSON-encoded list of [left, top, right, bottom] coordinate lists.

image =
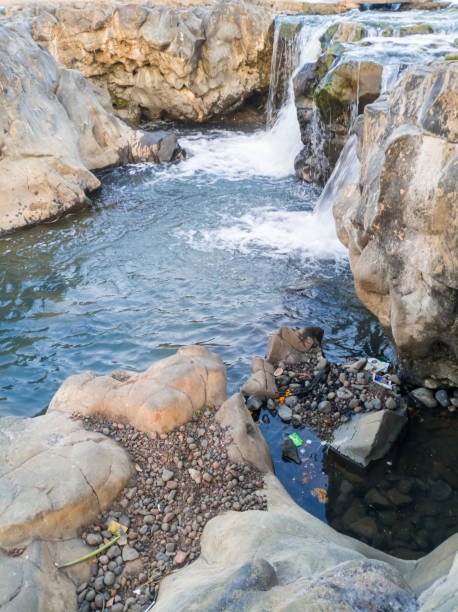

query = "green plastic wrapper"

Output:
[[288, 433, 303, 447]]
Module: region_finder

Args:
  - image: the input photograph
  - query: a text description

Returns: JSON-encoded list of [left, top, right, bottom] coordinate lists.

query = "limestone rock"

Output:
[[331, 409, 407, 468], [333, 62, 458, 387], [215, 393, 273, 474], [48, 346, 227, 434], [266, 326, 323, 364], [0, 412, 131, 548], [241, 357, 278, 400], [0, 22, 184, 235], [18, 0, 273, 123]]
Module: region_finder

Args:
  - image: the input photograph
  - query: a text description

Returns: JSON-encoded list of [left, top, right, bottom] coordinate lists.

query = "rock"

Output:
[[266, 327, 323, 364], [285, 395, 298, 408], [430, 480, 452, 502], [122, 547, 139, 562], [215, 393, 273, 474], [411, 388, 438, 409], [350, 358, 367, 371], [241, 358, 278, 400], [0, 413, 130, 548], [86, 533, 103, 547], [385, 397, 397, 410], [246, 395, 263, 411], [364, 488, 391, 509], [331, 409, 407, 468], [348, 516, 378, 541], [333, 62, 458, 387], [337, 387, 353, 400], [188, 469, 202, 485], [48, 346, 227, 434], [162, 469, 174, 482], [174, 550, 189, 566], [318, 400, 332, 413], [316, 358, 329, 371], [387, 490, 413, 507], [0, 22, 183, 235], [281, 438, 301, 464], [435, 390, 450, 408], [277, 405, 293, 423], [23, 1, 272, 124], [104, 571, 115, 587]]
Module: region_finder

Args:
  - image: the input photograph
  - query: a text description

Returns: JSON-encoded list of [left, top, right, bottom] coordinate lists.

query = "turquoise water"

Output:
[[0, 124, 387, 418]]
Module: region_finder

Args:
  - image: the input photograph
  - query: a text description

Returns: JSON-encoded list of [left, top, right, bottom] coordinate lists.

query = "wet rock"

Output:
[[411, 388, 438, 409], [435, 390, 449, 408], [281, 438, 301, 464], [266, 327, 323, 364], [364, 488, 391, 509], [246, 395, 263, 411], [387, 489, 413, 507], [348, 516, 378, 541]]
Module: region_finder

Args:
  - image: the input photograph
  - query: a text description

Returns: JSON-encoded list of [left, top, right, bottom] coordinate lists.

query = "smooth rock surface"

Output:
[[331, 409, 407, 468], [241, 357, 278, 400], [48, 346, 227, 434], [0, 22, 183, 235], [266, 326, 323, 364], [0, 412, 131, 548]]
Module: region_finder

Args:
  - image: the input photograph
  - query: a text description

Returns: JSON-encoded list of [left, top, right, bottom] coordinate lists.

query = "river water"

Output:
[[1, 5, 457, 558]]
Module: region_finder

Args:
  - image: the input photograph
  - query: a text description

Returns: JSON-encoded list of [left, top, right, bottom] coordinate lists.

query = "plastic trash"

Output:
[[108, 520, 128, 536], [288, 433, 303, 447]]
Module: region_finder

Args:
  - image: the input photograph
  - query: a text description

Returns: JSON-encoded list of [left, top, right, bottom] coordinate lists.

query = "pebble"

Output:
[[337, 387, 353, 400], [285, 395, 298, 408], [162, 469, 174, 482], [122, 546, 139, 562], [316, 358, 329, 371], [385, 397, 397, 410], [278, 405, 293, 422], [247, 395, 263, 411], [318, 400, 331, 413], [434, 390, 449, 408], [104, 571, 115, 586], [188, 468, 202, 484], [411, 388, 438, 409], [86, 533, 102, 547]]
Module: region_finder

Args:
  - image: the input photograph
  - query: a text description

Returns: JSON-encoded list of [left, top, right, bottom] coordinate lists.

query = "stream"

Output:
[[1, 6, 457, 559]]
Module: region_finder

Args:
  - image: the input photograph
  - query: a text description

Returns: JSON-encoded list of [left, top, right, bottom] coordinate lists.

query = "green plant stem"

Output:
[[55, 535, 120, 569]]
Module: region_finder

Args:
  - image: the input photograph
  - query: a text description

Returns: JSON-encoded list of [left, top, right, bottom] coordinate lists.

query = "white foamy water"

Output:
[[195, 207, 347, 260]]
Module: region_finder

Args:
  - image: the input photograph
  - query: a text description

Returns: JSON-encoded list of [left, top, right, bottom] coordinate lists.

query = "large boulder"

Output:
[[266, 326, 324, 364], [0, 22, 183, 235], [0, 412, 131, 548], [48, 346, 227, 434], [13, 0, 273, 123], [333, 62, 458, 387]]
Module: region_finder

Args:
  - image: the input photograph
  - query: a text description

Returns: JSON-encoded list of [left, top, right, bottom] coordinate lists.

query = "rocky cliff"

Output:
[[0, 22, 183, 235], [333, 61, 457, 387], [7, 0, 273, 123]]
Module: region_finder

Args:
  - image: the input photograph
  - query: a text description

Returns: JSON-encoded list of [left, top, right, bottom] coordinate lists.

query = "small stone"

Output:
[[281, 438, 300, 464], [385, 397, 397, 410], [266, 399, 276, 411], [411, 388, 438, 408], [93, 577, 105, 591], [430, 480, 452, 502], [166, 542, 176, 553], [316, 358, 329, 371], [354, 405, 363, 413], [423, 378, 439, 389], [285, 395, 298, 408], [372, 398, 382, 411], [349, 398, 359, 409], [327, 392, 336, 400], [122, 546, 139, 562], [390, 374, 401, 385], [278, 405, 293, 422], [94, 594, 105, 609], [86, 533, 102, 547], [350, 358, 366, 371], [246, 395, 263, 411], [166, 480, 178, 489], [435, 390, 449, 408], [174, 550, 189, 565], [143, 515, 154, 525], [318, 400, 331, 413], [104, 571, 115, 587], [202, 472, 212, 483], [85, 590, 96, 602], [337, 387, 353, 400], [188, 468, 202, 484], [162, 469, 174, 482]]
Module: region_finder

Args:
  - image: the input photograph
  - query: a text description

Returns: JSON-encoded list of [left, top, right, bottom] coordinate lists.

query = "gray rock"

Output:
[[104, 571, 115, 587], [93, 577, 105, 591], [285, 395, 298, 408], [122, 546, 139, 562], [86, 533, 102, 547], [430, 480, 452, 502], [246, 395, 263, 411], [318, 400, 332, 413], [331, 409, 407, 468], [278, 405, 293, 423], [337, 387, 354, 400], [385, 397, 397, 410], [316, 358, 329, 371], [281, 438, 300, 464], [162, 469, 174, 482], [434, 390, 449, 408], [411, 388, 438, 408]]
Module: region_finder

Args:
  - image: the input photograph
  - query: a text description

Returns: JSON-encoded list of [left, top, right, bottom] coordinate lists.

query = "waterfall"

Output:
[[314, 134, 360, 215]]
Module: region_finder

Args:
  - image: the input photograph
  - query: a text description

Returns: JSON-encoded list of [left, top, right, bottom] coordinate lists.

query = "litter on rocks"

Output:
[[288, 433, 304, 447]]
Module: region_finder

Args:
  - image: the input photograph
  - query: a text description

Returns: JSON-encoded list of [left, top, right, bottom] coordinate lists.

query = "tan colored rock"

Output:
[[0, 22, 183, 235], [215, 393, 274, 474], [241, 357, 277, 399], [266, 326, 323, 364], [333, 62, 458, 387], [0, 412, 131, 548], [48, 346, 227, 434], [16, 0, 273, 123]]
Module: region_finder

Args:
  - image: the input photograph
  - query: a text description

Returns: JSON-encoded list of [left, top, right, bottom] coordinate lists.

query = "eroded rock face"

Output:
[[0, 22, 184, 235], [0, 412, 131, 548], [333, 62, 458, 387], [48, 346, 227, 433], [14, 0, 273, 123]]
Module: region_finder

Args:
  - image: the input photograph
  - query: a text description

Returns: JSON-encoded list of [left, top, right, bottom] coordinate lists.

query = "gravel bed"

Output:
[[75, 408, 266, 612]]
